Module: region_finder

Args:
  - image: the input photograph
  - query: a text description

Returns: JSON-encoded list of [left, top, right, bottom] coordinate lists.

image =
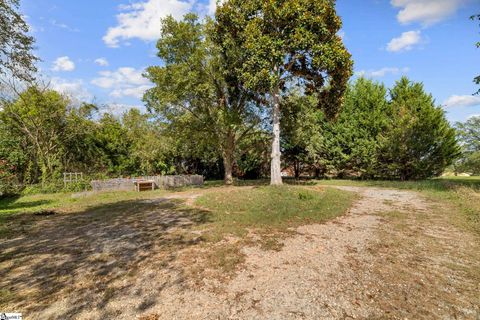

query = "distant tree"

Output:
[[215, 0, 353, 185], [0, 0, 37, 81], [377, 77, 460, 180], [455, 116, 480, 175], [281, 92, 323, 179], [122, 109, 175, 175], [144, 14, 263, 185], [456, 116, 480, 152], [94, 113, 132, 176]]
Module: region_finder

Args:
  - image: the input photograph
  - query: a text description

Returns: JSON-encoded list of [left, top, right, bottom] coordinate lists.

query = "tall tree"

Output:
[[377, 77, 460, 180], [144, 14, 263, 185], [215, 0, 352, 185], [0, 0, 37, 81], [323, 77, 390, 178]]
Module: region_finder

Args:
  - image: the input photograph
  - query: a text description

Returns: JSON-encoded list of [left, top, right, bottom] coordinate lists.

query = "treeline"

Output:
[[0, 86, 235, 194], [0, 75, 462, 194], [284, 77, 460, 180], [0, 2, 471, 195]]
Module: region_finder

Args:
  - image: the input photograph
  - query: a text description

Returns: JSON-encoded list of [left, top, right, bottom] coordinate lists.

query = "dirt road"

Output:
[[1, 186, 479, 319]]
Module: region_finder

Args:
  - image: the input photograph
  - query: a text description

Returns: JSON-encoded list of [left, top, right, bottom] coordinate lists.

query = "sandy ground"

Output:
[[1, 186, 479, 319]]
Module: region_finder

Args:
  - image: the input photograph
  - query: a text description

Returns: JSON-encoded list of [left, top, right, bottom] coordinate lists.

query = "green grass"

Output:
[[195, 185, 356, 240], [314, 176, 480, 191], [0, 190, 173, 236], [0, 190, 171, 216], [315, 177, 480, 237]]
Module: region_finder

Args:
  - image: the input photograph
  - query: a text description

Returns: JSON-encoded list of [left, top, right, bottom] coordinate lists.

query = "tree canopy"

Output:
[[215, 0, 353, 185], [144, 14, 263, 185]]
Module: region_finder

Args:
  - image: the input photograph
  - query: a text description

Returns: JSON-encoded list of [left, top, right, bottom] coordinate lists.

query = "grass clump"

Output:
[[195, 186, 355, 240]]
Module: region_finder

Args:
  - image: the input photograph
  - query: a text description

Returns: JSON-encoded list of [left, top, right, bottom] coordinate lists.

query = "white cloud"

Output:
[[391, 0, 466, 26], [52, 56, 75, 72], [103, 0, 194, 47], [208, 0, 225, 15], [102, 103, 143, 115], [91, 67, 152, 99], [50, 78, 93, 102], [444, 95, 480, 108], [94, 58, 109, 67], [387, 30, 423, 52], [50, 19, 80, 32], [110, 85, 153, 99], [356, 67, 410, 78]]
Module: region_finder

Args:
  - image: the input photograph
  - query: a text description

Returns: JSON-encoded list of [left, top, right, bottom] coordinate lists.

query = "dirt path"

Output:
[[1, 186, 479, 319], [131, 186, 480, 319]]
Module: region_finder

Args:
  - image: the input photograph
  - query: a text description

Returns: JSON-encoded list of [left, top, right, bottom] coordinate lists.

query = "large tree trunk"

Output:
[[223, 132, 235, 186], [223, 152, 234, 185], [270, 87, 283, 185]]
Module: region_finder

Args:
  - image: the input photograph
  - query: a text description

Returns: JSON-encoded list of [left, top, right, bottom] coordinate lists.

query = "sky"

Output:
[[20, 0, 480, 123]]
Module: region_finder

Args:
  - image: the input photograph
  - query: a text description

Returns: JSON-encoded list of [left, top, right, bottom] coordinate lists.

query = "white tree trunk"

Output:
[[270, 87, 283, 185], [223, 132, 235, 186], [223, 152, 234, 186]]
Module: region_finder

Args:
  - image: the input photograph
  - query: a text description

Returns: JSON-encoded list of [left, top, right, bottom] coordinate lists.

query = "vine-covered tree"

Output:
[[215, 0, 353, 185], [0, 0, 37, 81], [144, 14, 263, 185]]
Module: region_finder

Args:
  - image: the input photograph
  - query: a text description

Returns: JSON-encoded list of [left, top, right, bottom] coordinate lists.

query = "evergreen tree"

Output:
[[323, 78, 390, 178], [377, 77, 460, 180]]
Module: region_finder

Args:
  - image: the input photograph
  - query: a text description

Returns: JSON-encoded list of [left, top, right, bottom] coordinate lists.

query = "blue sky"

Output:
[[21, 0, 480, 122]]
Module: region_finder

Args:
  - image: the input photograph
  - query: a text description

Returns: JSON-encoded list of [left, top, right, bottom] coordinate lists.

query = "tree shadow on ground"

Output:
[[0, 197, 211, 318], [0, 197, 53, 211]]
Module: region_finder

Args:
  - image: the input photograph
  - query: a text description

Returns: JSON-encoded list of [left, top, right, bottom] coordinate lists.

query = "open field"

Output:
[[0, 180, 479, 319]]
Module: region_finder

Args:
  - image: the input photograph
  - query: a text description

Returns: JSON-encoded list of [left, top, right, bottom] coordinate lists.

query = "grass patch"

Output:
[[196, 186, 355, 240], [206, 244, 246, 274], [0, 189, 170, 218], [188, 185, 355, 276]]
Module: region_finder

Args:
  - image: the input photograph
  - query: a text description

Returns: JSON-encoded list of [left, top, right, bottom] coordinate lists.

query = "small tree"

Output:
[[215, 0, 352, 185], [377, 77, 460, 180]]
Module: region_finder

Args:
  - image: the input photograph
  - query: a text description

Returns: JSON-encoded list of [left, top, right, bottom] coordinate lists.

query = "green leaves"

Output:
[[144, 14, 264, 184], [0, 0, 38, 81], [215, 0, 352, 102], [377, 77, 460, 180]]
